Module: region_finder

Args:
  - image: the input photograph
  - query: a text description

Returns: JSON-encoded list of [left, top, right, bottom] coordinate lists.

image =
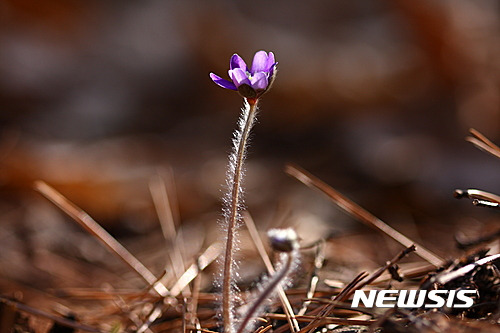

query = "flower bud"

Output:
[[267, 228, 299, 253]]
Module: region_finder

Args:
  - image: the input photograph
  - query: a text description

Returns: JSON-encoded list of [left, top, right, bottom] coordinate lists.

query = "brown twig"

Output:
[[189, 270, 203, 332], [285, 164, 445, 267], [454, 189, 500, 205], [34, 181, 170, 297], [0, 296, 101, 333], [170, 242, 222, 296], [296, 247, 412, 333], [354, 245, 416, 290], [267, 313, 375, 326], [473, 200, 500, 210], [149, 172, 189, 295], [467, 128, 500, 159], [136, 242, 222, 333], [299, 271, 369, 333], [454, 188, 500, 211], [255, 325, 273, 333], [298, 240, 325, 316], [428, 253, 500, 286]]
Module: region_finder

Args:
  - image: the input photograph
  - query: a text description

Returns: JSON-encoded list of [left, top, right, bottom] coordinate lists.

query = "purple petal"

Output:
[[266, 52, 276, 70], [265, 52, 277, 77], [210, 73, 237, 90], [250, 51, 270, 74], [229, 68, 251, 87], [268, 62, 277, 77], [250, 72, 268, 90], [230, 54, 248, 71]]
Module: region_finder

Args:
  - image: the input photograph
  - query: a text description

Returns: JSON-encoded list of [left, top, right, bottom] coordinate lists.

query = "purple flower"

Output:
[[210, 51, 277, 99]]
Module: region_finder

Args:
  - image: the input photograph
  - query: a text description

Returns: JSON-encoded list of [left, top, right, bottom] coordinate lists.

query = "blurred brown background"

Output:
[[0, 0, 498, 307]]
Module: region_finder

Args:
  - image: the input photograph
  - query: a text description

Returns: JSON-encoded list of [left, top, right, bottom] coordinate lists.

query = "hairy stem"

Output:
[[222, 98, 258, 333], [236, 252, 295, 333]]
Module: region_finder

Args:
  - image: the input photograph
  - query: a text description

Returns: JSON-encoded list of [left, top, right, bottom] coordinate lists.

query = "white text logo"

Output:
[[351, 290, 475, 308]]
